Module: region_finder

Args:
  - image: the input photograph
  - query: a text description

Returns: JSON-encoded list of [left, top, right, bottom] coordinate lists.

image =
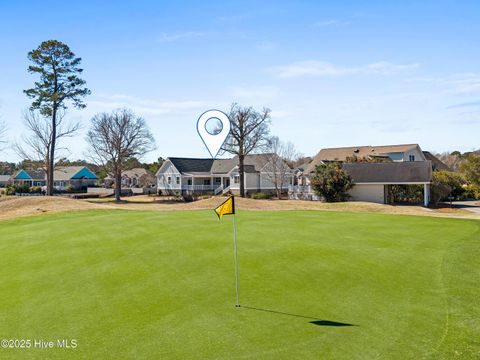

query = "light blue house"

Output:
[[13, 166, 98, 190]]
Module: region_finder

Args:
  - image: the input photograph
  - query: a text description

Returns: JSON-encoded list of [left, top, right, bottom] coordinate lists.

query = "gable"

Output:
[[157, 160, 181, 176], [71, 167, 98, 179], [15, 170, 32, 180]]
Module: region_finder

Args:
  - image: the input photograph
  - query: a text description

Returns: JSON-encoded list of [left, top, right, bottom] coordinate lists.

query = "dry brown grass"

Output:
[[85, 195, 479, 219], [0, 195, 478, 221], [0, 196, 105, 220]]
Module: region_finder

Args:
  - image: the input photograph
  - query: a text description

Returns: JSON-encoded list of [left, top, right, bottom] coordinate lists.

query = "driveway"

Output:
[[451, 200, 480, 214]]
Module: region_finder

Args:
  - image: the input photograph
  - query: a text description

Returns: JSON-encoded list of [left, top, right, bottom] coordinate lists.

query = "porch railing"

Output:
[[288, 185, 312, 193], [181, 185, 215, 191]]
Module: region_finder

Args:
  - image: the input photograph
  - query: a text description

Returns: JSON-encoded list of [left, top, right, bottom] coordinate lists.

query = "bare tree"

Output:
[[0, 121, 7, 151], [222, 103, 271, 197], [264, 136, 297, 199], [86, 108, 156, 201], [14, 110, 80, 175]]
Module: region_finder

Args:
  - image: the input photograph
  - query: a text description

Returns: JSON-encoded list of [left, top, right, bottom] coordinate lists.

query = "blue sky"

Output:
[[0, 0, 479, 162]]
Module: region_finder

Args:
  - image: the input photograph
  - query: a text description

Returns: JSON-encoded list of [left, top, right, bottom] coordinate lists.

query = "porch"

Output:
[[181, 175, 231, 195]]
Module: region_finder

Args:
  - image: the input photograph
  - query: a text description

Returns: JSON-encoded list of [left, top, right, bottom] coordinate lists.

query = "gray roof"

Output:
[[0, 175, 11, 182], [342, 161, 432, 183], [53, 166, 84, 181], [14, 166, 96, 181], [122, 168, 150, 178], [422, 151, 451, 171], [169, 158, 214, 173], [211, 158, 237, 174], [164, 153, 290, 175], [20, 170, 46, 180]]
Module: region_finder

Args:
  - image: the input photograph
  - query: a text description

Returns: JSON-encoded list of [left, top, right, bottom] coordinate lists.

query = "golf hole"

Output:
[[205, 117, 223, 135]]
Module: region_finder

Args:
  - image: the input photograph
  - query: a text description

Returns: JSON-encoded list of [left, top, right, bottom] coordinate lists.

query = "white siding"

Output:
[[402, 147, 425, 162], [157, 161, 182, 191], [245, 173, 260, 189], [348, 184, 385, 203], [386, 146, 425, 162], [259, 172, 292, 190]]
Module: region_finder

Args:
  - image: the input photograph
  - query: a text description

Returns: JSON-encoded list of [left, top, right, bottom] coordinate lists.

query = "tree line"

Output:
[[0, 40, 299, 201]]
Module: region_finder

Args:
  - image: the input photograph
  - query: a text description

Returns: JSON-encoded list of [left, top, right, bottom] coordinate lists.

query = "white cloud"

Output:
[[87, 94, 218, 116], [157, 31, 205, 43], [270, 60, 419, 78], [407, 73, 480, 94]]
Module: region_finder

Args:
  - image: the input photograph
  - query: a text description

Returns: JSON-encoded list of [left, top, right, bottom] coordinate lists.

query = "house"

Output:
[[312, 143, 426, 163], [290, 144, 433, 206], [156, 154, 294, 196], [0, 174, 11, 187], [104, 168, 155, 188], [423, 151, 451, 171], [13, 166, 98, 191]]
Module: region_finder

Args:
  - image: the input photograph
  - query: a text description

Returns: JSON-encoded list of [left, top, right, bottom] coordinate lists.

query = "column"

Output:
[[424, 183, 430, 207]]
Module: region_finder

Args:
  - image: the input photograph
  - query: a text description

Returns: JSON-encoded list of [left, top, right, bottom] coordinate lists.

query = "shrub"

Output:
[[66, 185, 75, 193], [431, 170, 465, 202], [4, 184, 16, 195], [30, 186, 43, 194], [182, 193, 196, 202], [388, 184, 424, 204], [250, 192, 272, 199], [459, 154, 480, 186], [463, 184, 480, 200], [310, 162, 353, 202]]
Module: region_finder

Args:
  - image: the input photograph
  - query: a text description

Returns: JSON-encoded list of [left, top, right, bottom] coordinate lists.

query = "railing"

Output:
[[288, 185, 312, 193], [181, 185, 215, 191], [214, 186, 224, 195]]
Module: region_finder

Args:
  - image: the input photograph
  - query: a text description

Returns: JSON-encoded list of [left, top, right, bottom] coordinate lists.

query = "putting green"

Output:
[[0, 210, 479, 359]]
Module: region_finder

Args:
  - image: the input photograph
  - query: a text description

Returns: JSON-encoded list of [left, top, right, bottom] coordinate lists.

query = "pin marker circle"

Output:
[[197, 110, 231, 158]]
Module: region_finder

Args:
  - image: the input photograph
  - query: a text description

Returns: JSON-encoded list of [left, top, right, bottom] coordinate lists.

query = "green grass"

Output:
[[0, 210, 479, 359]]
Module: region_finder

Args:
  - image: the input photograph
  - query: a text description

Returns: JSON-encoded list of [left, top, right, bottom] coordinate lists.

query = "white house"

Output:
[[104, 168, 155, 188], [0, 175, 11, 187], [290, 144, 434, 206], [156, 154, 294, 196]]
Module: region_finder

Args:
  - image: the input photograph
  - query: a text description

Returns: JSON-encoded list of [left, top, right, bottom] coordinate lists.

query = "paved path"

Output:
[[451, 200, 480, 214]]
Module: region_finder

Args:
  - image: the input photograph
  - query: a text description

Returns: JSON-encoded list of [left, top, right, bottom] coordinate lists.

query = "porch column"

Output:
[[221, 177, 223, 189], [424, 183, 430, 207]]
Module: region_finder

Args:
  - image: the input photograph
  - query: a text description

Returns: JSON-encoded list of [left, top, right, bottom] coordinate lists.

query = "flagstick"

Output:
[[233, 213, 240, 307]]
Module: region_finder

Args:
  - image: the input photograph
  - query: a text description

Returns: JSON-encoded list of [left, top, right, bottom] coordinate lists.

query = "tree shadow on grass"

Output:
[[240, 306, 356, 327]]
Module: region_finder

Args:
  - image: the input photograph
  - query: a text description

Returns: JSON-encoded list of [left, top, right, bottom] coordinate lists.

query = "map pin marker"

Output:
[[197, 110, 231, 158]]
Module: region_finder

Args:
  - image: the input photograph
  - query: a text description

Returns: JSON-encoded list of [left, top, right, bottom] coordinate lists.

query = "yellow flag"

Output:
[[214, 196, 235, 219]]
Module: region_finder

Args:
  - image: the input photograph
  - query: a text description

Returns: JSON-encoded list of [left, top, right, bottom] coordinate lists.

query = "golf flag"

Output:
[[214, 195, 240, 307], [214, 196, 235, 219]]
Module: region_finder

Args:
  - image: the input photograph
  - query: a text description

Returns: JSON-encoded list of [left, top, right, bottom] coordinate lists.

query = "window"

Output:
[[176, 176, 180, 185], [234, 175, 240, 184], [187, 179, 192, 185], [215, 177, 221, 183], [167, 176, 171, 184], [409, 155, 415, 162], [203, 179, 211, 185]]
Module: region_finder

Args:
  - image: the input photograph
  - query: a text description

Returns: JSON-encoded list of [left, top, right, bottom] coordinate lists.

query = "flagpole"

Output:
[[233, 213, 240, 307]]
